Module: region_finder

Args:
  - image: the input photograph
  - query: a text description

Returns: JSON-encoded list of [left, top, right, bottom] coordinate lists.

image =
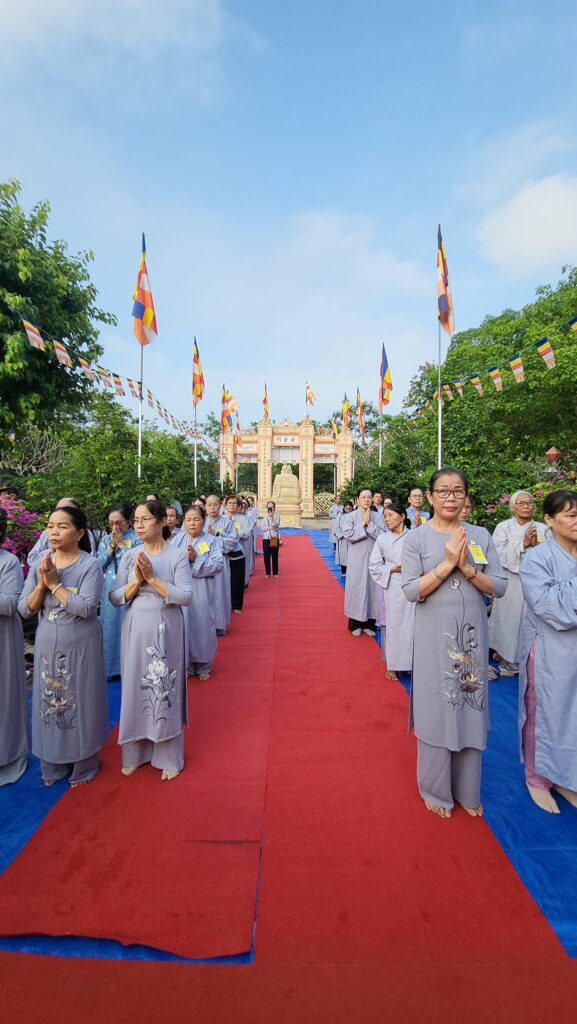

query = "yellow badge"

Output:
[[234, 521, 240, 530], [468, 540, 488, 565], [122, 539, 133, 549], [67, 587, 78, 594], [197, 541, 209, 554]]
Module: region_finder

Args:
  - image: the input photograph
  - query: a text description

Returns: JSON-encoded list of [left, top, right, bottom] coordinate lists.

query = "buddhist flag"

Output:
[[156, 398, 163, 419], [263, 382, 269, 418], [442, 383, 454, 401], [331, 416, 339, 440], [305, 382, 315, 406], [127, 378, 140, 399], [52, 340, 73, 367], [535, 338, 556, 369], [488, 367, 503, 392], [342, 394, 350, 429], [96, 367, 113, 389], [112, 373, 125, 396], [508, 355, 525, 383], [378, 343, 393, 410], [425, 399, 434, 412], [163, 406, 170, 424], [234, 412, 242, 443], [566, 315, 577, 332], [147, 389, 154, 408], [78, 358, 94, 381], [132, 233, 158, 347], [433, 389, 444, 408], [469, 374, 484, 396], [356, 387, 365, 437], [192, 338, 204, 405], [437, 225, 455, 336], [22, 319, 45, 351], [171, 414, 178, 431], [454, 380, 464, 398]]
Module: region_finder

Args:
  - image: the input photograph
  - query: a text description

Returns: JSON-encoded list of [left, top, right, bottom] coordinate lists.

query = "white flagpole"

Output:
[[137, 345, 144, 480], [193, 402, 198, 490], [437, 322, 442, 470]]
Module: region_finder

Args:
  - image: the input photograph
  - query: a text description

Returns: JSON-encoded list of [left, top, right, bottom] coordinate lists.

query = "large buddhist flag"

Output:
[[356, 387, 365, 437], [342, 394, 350, 429], [132, 234, 158, 347], [305, 382, 315, 406], [331, 416, 339, 440], [263, 382, 269, 418], [22, 319, 45, 351], [437, 225, 454, 336], [234, 412, 242, 443], [378, 343, 393, 410], [192, 338, 204, 405]]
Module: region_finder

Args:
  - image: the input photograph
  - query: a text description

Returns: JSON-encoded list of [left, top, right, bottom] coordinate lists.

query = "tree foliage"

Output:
[[0, 180, 115, 436]]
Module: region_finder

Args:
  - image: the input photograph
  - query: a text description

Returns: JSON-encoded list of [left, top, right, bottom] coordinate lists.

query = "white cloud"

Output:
[[476, 172, 577, 278]]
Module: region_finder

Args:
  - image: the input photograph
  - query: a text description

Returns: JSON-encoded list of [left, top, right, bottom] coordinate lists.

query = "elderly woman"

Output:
[[0, 509, 28, 785], [488, 491, 547, 679], [183, 505, 223, 680], [519, 490, 577, 814], [97, 502, 139, 680], [401, 468, 507, 819]]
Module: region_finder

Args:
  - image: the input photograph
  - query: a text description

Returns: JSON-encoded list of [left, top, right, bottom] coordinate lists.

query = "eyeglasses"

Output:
[[431, 487, 467, 499], [133, 516, 155, 525], [514, 500, 534, 507]]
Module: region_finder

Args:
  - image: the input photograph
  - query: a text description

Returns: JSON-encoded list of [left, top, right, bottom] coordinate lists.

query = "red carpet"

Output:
[[2, 534, 577, 1022]]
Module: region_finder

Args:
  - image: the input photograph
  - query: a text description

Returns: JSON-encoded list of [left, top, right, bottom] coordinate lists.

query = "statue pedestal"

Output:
[[275, 504, 302, 528]]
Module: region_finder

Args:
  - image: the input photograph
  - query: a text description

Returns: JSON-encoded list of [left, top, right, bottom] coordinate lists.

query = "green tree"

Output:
[[0, 180, 116, 438]]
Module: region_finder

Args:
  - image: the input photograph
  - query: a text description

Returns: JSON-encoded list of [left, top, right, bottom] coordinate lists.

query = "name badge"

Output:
[[234, 521, 240, 530], [197, 541, 209, 554], [468, 540, 488, 565]]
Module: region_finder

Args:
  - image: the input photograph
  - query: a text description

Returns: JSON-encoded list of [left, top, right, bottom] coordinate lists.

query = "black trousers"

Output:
[[263, 539, 279, 576], [229, 555, 246, 610], [347, 617, 376, 632]]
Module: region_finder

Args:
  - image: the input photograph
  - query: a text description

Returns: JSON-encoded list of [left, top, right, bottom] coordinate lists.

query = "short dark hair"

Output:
[[106, 502, 133, 522], [385, 501, 411, 527], [185, 504, 206, 522], [428, 467, 468, 494], [0, 507, 7, 544], [51, 505, 92, 553], [543, 489, 577, 517], [356, 487, 372, 498]]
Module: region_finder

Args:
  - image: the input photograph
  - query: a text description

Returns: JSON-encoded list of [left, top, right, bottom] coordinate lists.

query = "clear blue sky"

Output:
[[2, 0, 577, 428]]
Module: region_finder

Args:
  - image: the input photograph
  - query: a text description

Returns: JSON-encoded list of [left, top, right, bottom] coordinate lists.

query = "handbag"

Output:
[[269, 536, 279, 549]]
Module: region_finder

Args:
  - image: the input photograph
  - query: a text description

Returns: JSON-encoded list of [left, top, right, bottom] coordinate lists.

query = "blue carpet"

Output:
[[307, 527, 577, 958]]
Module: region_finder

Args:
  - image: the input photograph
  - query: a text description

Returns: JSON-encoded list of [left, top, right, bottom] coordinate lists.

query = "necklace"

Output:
[[53, 551, 80, 570]]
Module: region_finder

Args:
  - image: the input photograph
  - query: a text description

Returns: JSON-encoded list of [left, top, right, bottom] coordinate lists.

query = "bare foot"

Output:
[[461, 804, 484, 817], [424, 800, 452, 819], [526, 783, 560, 814], [161, 769, 181, 781], [198, 672, 210, 681], [386, 670, 398, 681], [121, 765, 140, 777], [43, 778, 56, 787], [70, 779, 90, 789], [553, 785, 577, 809]]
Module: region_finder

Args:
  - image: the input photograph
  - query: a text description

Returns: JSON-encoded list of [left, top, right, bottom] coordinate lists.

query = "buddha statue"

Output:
[[272, 464, 301, 505]]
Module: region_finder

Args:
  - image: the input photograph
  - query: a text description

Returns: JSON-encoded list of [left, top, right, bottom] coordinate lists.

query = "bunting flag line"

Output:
[[22, 319, 46, 351], [535, 338, 556, 369], [52, 340, 73, 367], [112, 373, 125, 396], [437, 225, 455, 336], [469, 375, 484, 396], [192, 338, 204, 405], [433, 390, 444, 408], [156, 398, 164, 419], [442, 383, 454, 400], [132, 233, 158, 347], [127, 378, 140, 399], [508, 355, 525, 383], [454, 380, 464, 398], [305, 382, 315, 406], [356, 387, 365, 437], [342, 394, 350, 429], [147, 389, 154, 408], [78, 358, 94, 381], [488, 367, 503, 392], [378, 343, 393, 410], [96, 367, 113, 389], [263, 382, 269, 418]]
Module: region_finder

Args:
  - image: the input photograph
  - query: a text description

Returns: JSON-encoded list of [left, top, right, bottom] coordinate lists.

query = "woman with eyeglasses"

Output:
[[0, 508, 28, 785], [401, 468, 506, 819], [97, 502, 140, 680], [487, 491, 547, 679], [19, 505, 108, 787], [518, 490, 577, 814], [260, 500, 281, 578], [109, 500, 193, 781]]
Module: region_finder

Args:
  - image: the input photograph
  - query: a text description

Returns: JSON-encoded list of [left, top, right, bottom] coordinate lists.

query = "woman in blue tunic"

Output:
[[19, 506, 108, 787], [182, 505, 224, 680], [0, 509, 28, 785], [110, 500, 193, 781], [97, 502, 139, 679], [519, 489, 577, 814]]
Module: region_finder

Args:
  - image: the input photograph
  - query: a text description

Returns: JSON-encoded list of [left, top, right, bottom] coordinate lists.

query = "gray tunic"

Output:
[[401, 523, 507, 751], [328, 503, 343, 543], [519, 538, 577, 788], [110, 544, 193, 745], [369, 529, 415, 671], [0, 550, 28, 775], [18, 552, 108, 766], [341, 509, 385, 621], [488, 516, 548, 663], [205, 515, 236, 631], [334, 514, 349, 567], [186, 530, 224, 668]]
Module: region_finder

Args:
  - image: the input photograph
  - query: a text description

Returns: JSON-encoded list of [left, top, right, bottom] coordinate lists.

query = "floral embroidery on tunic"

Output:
[[441, 587, 485, 712], [141, 621, 177, 726], [41, 652, 77, 728]]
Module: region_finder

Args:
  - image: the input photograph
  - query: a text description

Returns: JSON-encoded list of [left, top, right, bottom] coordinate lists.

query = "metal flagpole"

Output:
[[379, 433, 382, 467], [137, 345, 144, 480], [193, 399, 198, 491], [193, 402, 198, 490], [437, 322, 442, 469]]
